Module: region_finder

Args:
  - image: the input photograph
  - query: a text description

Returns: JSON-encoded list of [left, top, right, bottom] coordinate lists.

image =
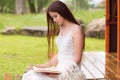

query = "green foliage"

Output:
[[0, 0, 15, 13], [0, 0, 49, 13], [37, 0, 50, 12], [27, 0, 50, 13], [0, 9, 105, 31], [75, 0, 91, 9]]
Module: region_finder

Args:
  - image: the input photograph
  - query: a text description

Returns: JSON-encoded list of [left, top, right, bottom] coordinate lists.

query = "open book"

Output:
[[33, 66, 61, 74]]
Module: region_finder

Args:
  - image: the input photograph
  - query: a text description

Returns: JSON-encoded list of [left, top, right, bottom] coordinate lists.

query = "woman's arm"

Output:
[[44, 54, 58, 67], [34, 54, 58, 68], [72, 26, 84, 64]]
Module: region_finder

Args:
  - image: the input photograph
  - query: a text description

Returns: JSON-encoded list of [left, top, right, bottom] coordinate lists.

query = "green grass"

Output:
[[85, 37, 105, 51], [0, 34, 105, 79], [73, 9, 105, 25], [0, 13, 47, 31], [0, 34, 48, 79]]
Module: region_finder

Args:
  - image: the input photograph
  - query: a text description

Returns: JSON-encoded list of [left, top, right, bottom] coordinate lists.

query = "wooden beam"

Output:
[[105, 0, 110, 53], [117, 0, 120, 60]]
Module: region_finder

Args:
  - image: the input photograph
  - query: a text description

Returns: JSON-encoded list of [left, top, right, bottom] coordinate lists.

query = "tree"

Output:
[[37, 0, 43, 13], [28, 0, 36, 13], [0, 0, 49, 14], [37, 0, 49, 13], [15, 0, 27, 14], [0, 0, 15, 13], [28, 0, 49, 13], [75, 0, 91, 9]]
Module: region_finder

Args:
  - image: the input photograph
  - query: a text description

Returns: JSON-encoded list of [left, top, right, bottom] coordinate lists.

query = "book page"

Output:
[[33, 66, 61, 74]]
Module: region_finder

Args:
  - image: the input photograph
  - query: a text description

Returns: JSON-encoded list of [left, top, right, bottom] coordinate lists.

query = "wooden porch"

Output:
[[81, 52, 120, 80]]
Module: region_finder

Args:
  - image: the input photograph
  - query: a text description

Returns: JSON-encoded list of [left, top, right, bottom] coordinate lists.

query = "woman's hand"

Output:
[[33, 64, 48, 68], [33, 54, 58, 69]]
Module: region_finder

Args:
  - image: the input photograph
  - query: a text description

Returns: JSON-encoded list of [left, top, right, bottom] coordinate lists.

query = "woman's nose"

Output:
[[53, 18, 56, 22]]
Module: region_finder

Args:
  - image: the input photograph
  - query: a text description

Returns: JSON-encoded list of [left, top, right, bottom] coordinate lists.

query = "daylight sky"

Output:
[[60, 0, 104, 6], [90, 0, 104, 6]]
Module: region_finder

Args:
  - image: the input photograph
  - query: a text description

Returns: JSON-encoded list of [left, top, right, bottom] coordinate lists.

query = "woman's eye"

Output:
[[53, 15, 57, 18]]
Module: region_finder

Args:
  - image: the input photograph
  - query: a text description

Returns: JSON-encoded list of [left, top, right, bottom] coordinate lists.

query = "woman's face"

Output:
[[49, 12, 64, 26]]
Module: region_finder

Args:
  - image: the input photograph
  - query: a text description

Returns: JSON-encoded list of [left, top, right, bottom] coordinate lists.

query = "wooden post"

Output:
[[117, 0, 120, 60], [4, 73, 12, 80], [105, 0, 110, 53]]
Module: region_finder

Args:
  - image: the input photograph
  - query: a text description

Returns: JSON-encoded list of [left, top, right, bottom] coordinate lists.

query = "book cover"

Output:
[[33, 66, 61, 74]]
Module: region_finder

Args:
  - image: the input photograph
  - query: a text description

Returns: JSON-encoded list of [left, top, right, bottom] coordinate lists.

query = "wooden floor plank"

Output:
[[84, 52, 105, 65], [90, 52, 105, 65], [82, 52, 105, 79], [105, 53, 120, 79], [105, 67, 120, 79], [84, 53, 105, 75], [81, 63, 95, 79], [82, 52, 106, 79], [82, 52, 120, 79]]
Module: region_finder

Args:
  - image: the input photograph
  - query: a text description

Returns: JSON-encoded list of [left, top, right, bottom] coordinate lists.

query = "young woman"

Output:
[[22, 1, 86, 80]]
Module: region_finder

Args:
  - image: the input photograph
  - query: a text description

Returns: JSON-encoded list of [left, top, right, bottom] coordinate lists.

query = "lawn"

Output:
[[0, 13, 47, 31], [0, 34, 48, 79], [0, 34, 105, 80]]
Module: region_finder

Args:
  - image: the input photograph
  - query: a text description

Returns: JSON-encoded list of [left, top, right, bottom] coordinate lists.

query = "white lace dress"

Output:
[[22, 31, 86, 80]]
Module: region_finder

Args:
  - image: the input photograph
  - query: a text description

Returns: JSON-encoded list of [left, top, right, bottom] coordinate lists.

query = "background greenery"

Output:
[[0, 8, 105, 80], [0, 9, 105, 31], [0, 0, 94, 13]]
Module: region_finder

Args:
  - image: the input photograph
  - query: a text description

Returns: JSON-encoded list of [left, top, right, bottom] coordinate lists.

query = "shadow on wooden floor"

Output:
[[81, 52, 120, 80]]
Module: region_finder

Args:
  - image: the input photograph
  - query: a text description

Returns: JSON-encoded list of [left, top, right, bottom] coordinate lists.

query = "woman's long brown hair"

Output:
[[46, 1, 81, 59]]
